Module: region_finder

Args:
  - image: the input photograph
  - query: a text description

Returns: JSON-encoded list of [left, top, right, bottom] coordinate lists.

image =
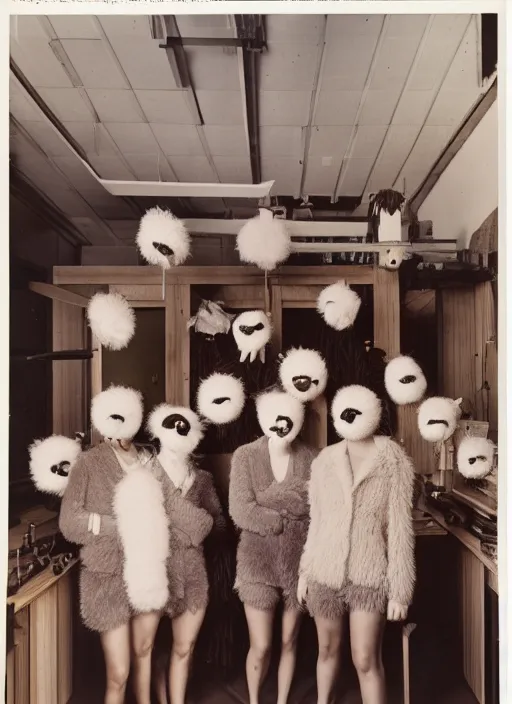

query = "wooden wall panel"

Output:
[[15, 607, 30, 704], [439, 289, 477, 412], [52, 300, 87, 437], [165, 284, 190, 406], [460, 545, 486, 704], [474, 282, 497, 440], [271, 285, 283, 351]]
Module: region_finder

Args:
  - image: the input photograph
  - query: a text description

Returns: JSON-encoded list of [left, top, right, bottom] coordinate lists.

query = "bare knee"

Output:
[[352, 648, 380, 676], [172, 638, 196, 661], [106, 663, 129, 690], [134, 635, 155, 659], [281, 630, 299, 655], [318, 637, 340, 662], [249, 641, 271, 663]]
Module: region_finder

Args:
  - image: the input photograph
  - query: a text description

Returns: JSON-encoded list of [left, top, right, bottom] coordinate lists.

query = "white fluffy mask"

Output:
[[332, 385, 382, 441], [379, 247, 406, 270], [197, 373, 245, 425], [148, 405, 204, 457], [317, 281, 361, 331], [279, 348, 328, 402], [87, 292, 135, 351], [417, 396, 462, 443], [136, 206, 191, 269], [384, 355, 427, 405], [232, 310, 272, 363], [256, 390, 305, 446], [91, 386, 143, 441], [29, 435, 82, 497], [457, 436, 495, 480], [236, 208, 291, 271]]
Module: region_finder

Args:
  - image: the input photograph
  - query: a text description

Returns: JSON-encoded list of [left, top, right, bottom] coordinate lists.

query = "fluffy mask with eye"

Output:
[[91, 386, 144, 441], [279, 347, 328, 402], [256, 389, 305, 445], [147, 404, 204, 457], [331, 384, 382, 441]]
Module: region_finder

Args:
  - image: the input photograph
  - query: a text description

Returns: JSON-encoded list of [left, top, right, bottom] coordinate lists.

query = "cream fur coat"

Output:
[[299, 435, 416, 606]]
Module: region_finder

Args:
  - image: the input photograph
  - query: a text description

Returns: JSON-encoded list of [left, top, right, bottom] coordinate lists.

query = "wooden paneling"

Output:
[[57, 574, 73, 704], [439, 289, 477, 412], [30, 585, 58, 704], [460, 545, 486, 704], [52, 300, 87, 437], [211, 285, 265, 309], [474, 282, 497, 439], [6, 648, 15, 704], [165, 284, 190, 405], [373, 268, 400, 356], [29, 282, 87, 307], [302, 394, 328, 449]]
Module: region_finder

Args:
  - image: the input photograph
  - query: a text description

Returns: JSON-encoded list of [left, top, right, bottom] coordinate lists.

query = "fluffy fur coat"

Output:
[[59, 443, 169, 630], [153, 461, 225, 613], [299, 436, 416, 606], [229, 436, 318, 596]]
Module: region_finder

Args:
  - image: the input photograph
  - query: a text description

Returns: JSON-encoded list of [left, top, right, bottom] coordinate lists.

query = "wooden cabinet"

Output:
[[6, 564, 76, 704]]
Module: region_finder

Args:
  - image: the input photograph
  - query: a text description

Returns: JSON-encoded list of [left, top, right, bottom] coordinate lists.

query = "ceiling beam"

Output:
[[408, 77, 497, 214]]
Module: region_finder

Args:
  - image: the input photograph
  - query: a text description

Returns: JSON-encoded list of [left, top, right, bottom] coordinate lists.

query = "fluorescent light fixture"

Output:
[[101, 179, 275, 199]]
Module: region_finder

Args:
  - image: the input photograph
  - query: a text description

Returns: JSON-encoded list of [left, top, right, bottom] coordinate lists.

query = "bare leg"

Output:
[[131, 611, 161, 704], [314, 615, 343, 704], [276, 608, 302, 704], [349, 610, 386, 704], [100, 623, 131, 704], [169, 608, 206, 704], [244, 604, 275, 704]]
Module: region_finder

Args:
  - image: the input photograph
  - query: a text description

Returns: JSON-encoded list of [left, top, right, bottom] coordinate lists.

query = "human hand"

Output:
[[297, 575, 308, 605], [387, 601, 408, 621]]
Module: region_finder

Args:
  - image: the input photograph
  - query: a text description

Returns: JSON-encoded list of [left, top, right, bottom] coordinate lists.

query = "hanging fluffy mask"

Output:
[[29, 434, 82, 497], [457, 436, 495, 480], [384, 355, 427, 405], [197, 373, 245, 425], [417, 396, 462, 443], [91, 386, 143, 441], [332, 385, 382, 441], [232, 310, 272, 363], [256, 389, 305, 446], [136, 206, 191, 269], [279, 348, 328, 403], [236, 208, 291, 271], [147, 404, 204, 458], [379, 246, 407, 271], [317, 280, 361, 331], [87, 292, 136, 350]]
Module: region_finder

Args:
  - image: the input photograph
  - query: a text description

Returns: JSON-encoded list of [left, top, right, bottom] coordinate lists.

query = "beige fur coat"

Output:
[[299, 436, 416, 606]]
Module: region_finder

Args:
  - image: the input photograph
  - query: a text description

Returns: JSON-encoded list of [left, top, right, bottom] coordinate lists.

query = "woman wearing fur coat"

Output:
[[147, 404, 225, 704], [59, 386, 170, 704], [229, 390, 318, 704], [298, 385, 416, 704]]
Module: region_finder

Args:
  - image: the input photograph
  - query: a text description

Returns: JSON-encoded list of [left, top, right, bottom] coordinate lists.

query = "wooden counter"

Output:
[[6, 559, 77, 704]]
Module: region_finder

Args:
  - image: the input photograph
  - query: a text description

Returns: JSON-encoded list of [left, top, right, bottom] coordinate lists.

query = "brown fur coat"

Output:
[[153, 461, 225, 611], [229, 436, 318, 596], [299, 436, 416, 606]]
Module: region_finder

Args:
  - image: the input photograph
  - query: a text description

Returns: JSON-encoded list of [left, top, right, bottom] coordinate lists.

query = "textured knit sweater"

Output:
[[299, 436, 416, 606], [229, 436, 318, 595]]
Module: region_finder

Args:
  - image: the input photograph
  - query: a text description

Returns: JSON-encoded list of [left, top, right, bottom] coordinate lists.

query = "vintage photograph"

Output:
[[6, 8, 499, 704]]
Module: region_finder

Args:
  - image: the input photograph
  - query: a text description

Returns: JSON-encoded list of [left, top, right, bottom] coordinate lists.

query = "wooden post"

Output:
[[165, 283, 190, 405], [30, 585, 58, 704], [271, 285, 283, 352]]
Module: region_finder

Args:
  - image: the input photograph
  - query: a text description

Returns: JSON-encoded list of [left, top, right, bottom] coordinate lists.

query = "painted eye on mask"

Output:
[[269, 415, 293, 437], [153, 242, 174, 257], [239, 323, 265, 335], [468, 455, 487, 465], [109, 414, 125, 422], [291, 375, 319, 393], [162, 414, 191, 436], [340, 408, 362, 424], [426, 419, 449, 427], [50, 460, 71, 477], [399, 375, 417, 384], [212, 397, 230, 405]]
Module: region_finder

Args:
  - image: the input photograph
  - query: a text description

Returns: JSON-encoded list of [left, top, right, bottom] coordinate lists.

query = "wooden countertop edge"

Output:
[[7, 558, 78, 613], [420, 500, 498, 576]]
